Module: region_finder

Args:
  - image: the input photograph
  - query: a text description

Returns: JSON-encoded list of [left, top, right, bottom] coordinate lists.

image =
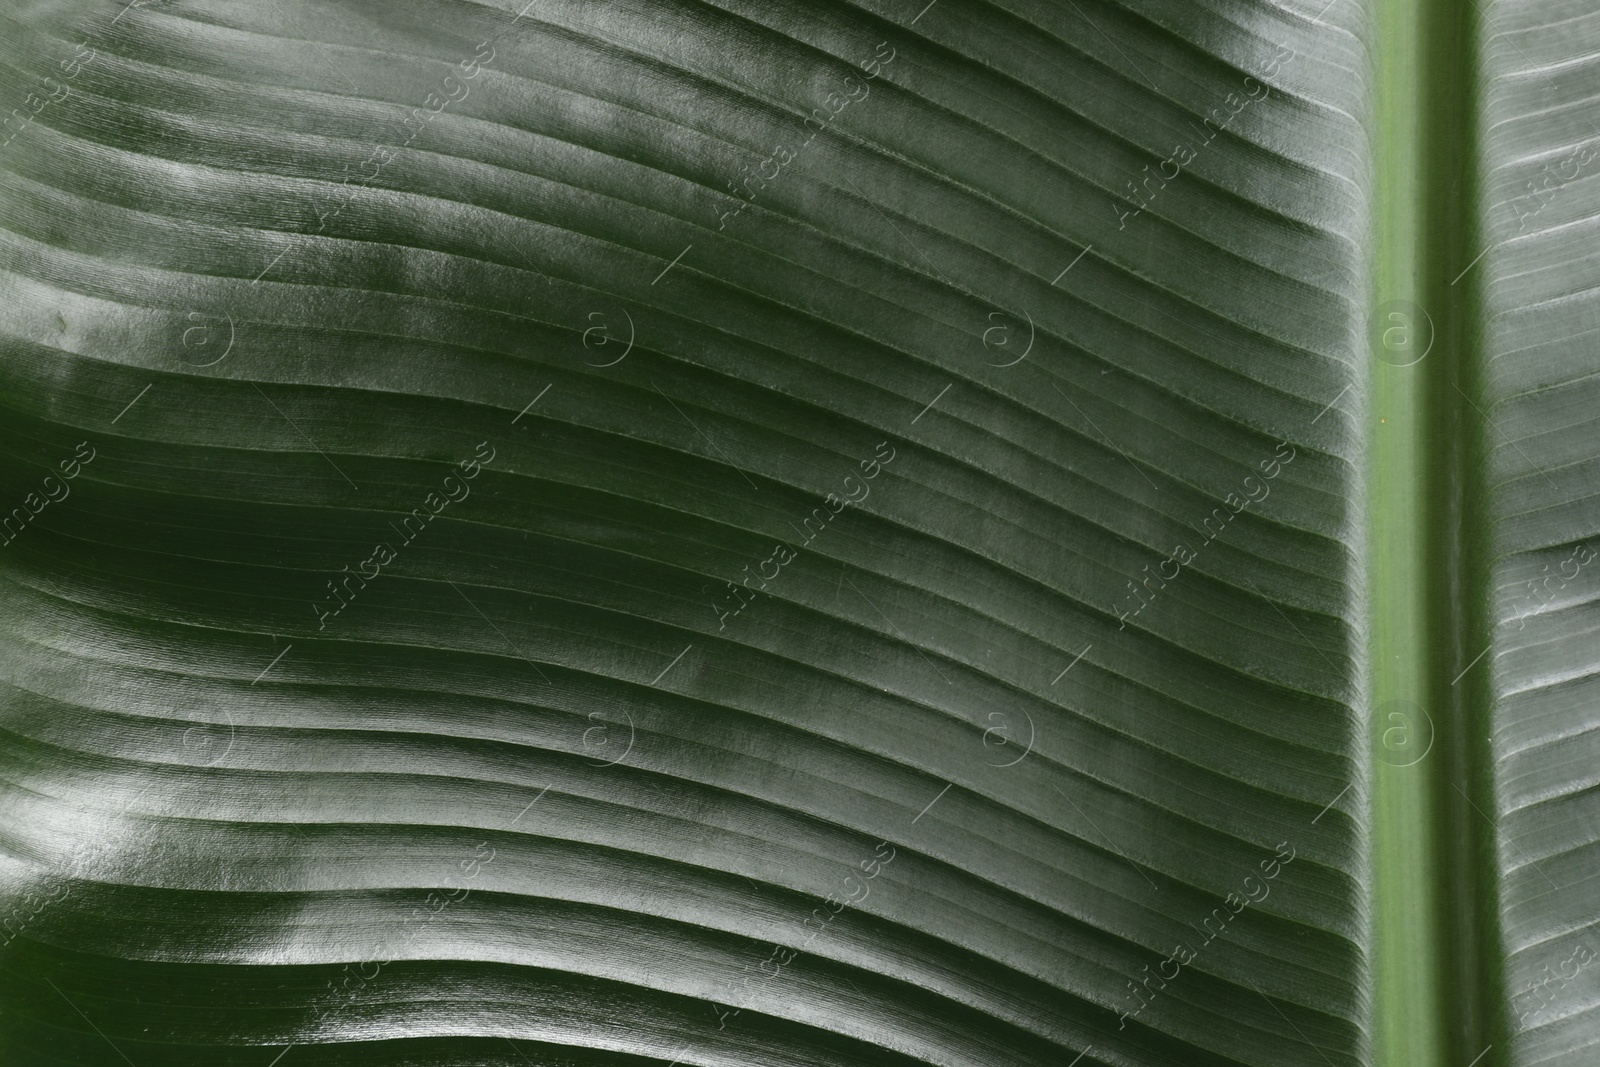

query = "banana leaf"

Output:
[[0, 2, 1591, 1066]]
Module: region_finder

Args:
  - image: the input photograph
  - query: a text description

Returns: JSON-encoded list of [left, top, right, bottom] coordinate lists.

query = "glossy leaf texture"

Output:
[[0, 2, 1370, 1065], [1480, 1, 1600, 1063]]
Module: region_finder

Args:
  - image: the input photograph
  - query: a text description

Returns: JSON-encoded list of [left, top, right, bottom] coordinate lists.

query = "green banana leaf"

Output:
[[0, 2, 1590, 1066]]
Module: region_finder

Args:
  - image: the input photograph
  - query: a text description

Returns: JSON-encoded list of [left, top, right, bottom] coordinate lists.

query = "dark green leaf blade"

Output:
[[0, 2, 1369, 1065]]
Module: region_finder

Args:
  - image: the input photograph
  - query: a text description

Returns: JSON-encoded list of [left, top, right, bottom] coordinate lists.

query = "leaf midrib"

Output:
[[1370, 0, 1501, 1064]]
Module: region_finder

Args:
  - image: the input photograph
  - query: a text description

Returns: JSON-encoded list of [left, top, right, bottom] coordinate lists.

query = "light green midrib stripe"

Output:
[[1370, 0, 1496, 1065]]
